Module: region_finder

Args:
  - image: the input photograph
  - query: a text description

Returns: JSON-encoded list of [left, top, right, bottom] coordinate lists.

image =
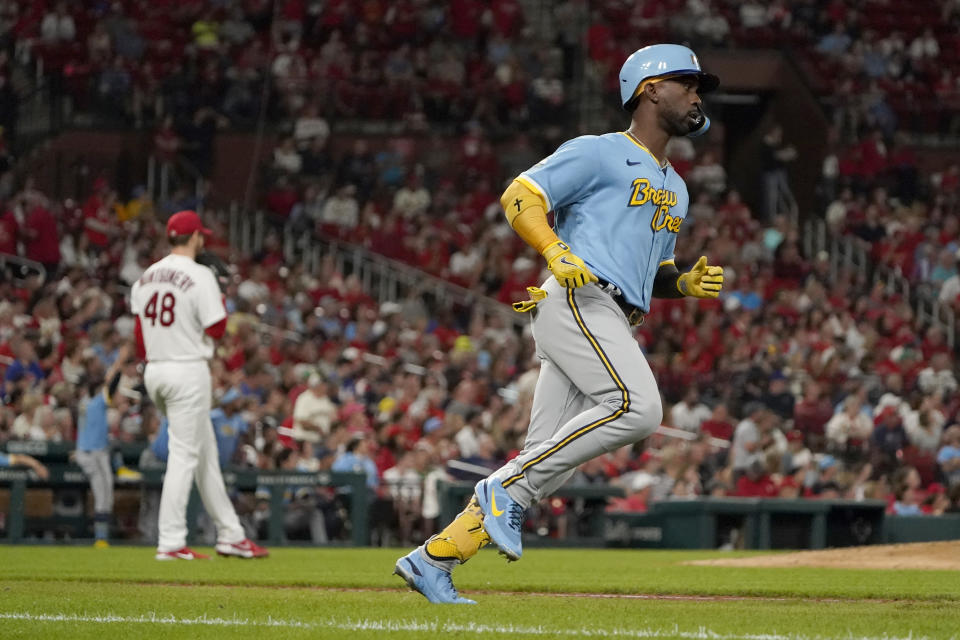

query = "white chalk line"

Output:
[[0, 611, 955, 640]]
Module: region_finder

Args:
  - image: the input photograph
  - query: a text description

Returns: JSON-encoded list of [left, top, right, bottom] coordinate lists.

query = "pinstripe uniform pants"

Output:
[[491, 276, 663, 508]]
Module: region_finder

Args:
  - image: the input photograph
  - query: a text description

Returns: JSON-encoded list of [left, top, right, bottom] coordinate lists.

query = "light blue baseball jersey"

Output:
[[150, 417, 169, 462], [210, 408, 249, 468], [77, 393, 109, 452], [519, 132, 689, 311], [0, 452, 9, 466]]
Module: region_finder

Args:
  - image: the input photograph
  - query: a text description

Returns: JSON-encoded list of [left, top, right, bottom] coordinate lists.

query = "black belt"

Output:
[[596, 279, 645, 326]]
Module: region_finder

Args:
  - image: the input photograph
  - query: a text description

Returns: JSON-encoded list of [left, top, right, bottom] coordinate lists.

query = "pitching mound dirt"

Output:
[[688, 540, 960, 570]]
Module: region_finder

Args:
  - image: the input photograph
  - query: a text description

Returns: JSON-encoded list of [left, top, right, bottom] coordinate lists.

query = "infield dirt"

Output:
[[688, 540, 960, 570]]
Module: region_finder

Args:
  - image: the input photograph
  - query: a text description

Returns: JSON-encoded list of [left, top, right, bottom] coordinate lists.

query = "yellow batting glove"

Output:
[[542, 240, 598, 288], [677, 256, 724, 298]]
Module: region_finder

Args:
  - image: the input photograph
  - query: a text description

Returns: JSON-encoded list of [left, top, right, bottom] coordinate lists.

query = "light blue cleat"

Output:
[[393, 550, 476, 605], [474, 477, 524, 561]]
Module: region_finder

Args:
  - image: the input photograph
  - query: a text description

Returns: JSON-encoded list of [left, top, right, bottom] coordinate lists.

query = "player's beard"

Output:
[[661, 103, 705, 137]]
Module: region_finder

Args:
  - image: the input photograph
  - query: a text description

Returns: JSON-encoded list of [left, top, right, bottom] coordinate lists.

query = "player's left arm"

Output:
[[196, 269, 229, 340], [652, 258, 724, 299], [652, 220, 722, 298], [204, 314, 227, 340], [129, 281, 147, 359], [651, 262, 685, 299], [133, 316, 147, 359], [102, 368, 124, 406]]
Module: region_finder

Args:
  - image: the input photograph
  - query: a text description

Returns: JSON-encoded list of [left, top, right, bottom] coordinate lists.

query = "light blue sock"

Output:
[[94, 512, 110, 541]]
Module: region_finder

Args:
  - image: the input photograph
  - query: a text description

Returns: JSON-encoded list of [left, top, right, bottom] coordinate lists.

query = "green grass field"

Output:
[[1, 546, 957, 639]]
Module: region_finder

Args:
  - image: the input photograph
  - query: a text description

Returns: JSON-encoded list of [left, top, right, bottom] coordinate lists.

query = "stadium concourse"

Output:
[[1, 0, 960, 548]]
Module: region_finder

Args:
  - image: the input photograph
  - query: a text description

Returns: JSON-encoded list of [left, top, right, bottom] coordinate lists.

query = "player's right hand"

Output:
[[543, 240, 598, 288]]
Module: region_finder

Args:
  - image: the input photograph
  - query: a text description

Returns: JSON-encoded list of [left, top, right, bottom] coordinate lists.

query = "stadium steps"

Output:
[[227, 208, 523, 330]]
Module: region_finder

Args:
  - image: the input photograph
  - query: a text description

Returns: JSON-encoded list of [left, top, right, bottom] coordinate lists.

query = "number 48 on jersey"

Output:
[[143, 292, 177, 327]]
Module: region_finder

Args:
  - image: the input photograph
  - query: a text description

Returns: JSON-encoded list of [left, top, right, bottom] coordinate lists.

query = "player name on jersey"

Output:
[[137, 268, 198, 292]]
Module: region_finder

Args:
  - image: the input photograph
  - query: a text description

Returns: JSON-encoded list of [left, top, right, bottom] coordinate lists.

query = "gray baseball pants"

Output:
[[491, 276, 662, 507], [76, 448, 113, 513]]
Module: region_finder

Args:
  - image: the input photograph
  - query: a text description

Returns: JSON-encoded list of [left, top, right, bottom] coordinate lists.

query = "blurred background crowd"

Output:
[[2, 0, 960, 546]]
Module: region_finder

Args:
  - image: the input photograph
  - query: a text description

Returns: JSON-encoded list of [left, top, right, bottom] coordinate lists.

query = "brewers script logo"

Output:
[[627, 178, 682, 233]]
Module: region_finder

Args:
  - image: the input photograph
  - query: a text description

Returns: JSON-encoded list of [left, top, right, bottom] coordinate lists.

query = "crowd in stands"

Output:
[[580, 0, 960, 315], [9, 0, 957, 142], [1, 0, 956, 165], [586, 0, 960, 137], [2, 1, 960, 547], [3, 134, 960, 546], [183, 102, 960, 523], [6, 0, 568, 145], [818, 149, 960, 311]]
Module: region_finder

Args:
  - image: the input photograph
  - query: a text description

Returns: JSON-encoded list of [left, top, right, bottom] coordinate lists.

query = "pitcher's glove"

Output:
[[195, 251, 231, 292]]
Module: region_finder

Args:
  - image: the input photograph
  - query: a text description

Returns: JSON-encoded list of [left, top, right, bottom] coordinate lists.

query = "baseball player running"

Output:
[[131, 210, 267, 560], [395, 44, 724, 603]]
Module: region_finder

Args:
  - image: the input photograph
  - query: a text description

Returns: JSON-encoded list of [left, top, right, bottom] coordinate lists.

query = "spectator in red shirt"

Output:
[[0, 207, 17, 255], [606, 471, 656, 513], [22, 196, 61, 273], [491, 0, 524, 37], [496, 256, 540, 305], [920, 325, 951, 361], [777, 474, 802, 498], [700, 404, 734, 441], [858, 130, 888, 178], [153, 115, 181, 165], [734, 459, 778, 497], [447, 0, 483, 39], [82, 178, 114, 249], [264, 175, 300, 225], [793, 381, 833, 452]]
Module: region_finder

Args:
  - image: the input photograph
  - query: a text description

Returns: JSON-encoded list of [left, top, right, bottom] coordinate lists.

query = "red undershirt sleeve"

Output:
[[134, 316, 147, 360], [204, 296, 228, 340], [204, 317, 227, 340]]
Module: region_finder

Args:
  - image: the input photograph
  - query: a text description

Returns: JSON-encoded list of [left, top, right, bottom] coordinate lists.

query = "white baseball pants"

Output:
[[144, 360, 245, 552], [491, 276, 663, 507]]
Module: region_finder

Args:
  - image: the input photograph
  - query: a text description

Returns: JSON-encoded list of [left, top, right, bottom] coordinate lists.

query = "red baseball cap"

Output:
[[166, 210, 212, 240]]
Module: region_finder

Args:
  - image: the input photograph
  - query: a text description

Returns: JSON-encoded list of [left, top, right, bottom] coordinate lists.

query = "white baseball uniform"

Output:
[[130, 253, 245, 552]]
